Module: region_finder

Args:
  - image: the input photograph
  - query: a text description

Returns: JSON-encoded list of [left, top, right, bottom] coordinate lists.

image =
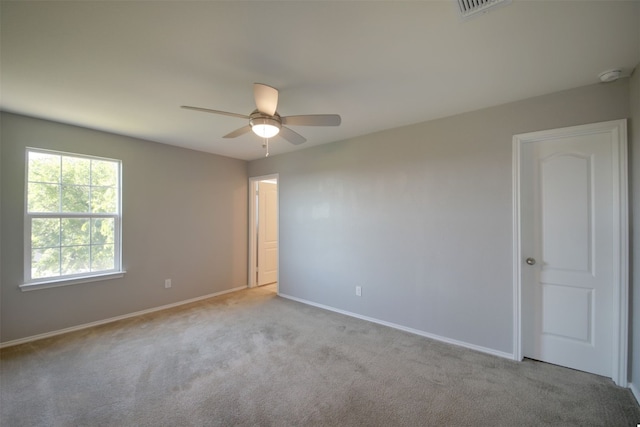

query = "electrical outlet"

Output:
[[165, 279, 172, 289], [355, 286, 362, 297]]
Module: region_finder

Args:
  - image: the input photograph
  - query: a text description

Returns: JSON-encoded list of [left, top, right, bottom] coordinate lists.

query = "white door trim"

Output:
[[512, 119, 628, 387], [248, 174, 279, 289]]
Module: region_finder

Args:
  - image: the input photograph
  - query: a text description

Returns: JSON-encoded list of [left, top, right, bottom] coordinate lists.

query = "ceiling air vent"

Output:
[[457, 0, 511, 19]]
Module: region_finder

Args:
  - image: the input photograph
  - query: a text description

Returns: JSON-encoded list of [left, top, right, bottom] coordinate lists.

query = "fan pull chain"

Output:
[[262, 138, 270, 157]]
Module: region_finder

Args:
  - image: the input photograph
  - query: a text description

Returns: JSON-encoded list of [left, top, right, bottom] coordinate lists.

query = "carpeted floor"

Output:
[[1, 284, 639, 426]]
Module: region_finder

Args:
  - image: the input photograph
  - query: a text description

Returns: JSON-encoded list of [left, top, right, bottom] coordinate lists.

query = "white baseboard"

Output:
[[0, 286, 247, 349], [630, 382, 640, 405], [278, 293, 514, 360]]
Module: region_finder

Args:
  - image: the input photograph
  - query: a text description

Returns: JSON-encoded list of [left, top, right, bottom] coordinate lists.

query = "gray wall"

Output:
[[249, 80, 631, 355], [630, 68, 640, 394], [1, 113, 248, 342]]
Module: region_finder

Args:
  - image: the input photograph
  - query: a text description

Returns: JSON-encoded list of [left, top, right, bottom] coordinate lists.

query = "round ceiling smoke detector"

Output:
[[598, 69, 622, 83]]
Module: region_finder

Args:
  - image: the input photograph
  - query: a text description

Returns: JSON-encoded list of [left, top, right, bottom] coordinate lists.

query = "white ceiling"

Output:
[[1, 1, 639, 161]]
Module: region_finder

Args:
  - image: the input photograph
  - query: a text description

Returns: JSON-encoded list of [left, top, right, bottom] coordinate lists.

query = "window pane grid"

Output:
[[28, 214, 118, 278], [27, 153, 119, 215], [26, 149, 121, 283]]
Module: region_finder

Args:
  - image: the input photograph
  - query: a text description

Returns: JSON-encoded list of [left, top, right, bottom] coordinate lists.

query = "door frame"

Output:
[[512, 119, 628, 386], [248, 173, 279, 289]]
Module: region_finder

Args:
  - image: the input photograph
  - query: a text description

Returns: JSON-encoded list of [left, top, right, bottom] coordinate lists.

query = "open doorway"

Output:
[[248, 174, 278, 293]]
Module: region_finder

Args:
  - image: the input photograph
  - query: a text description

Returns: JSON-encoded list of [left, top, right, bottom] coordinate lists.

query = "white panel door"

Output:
[[257, 181, 278, 286], [519, 121, 625, 379]]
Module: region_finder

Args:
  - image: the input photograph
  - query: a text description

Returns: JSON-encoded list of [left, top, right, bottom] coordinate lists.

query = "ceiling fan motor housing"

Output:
[[250, 111, 282, 133]]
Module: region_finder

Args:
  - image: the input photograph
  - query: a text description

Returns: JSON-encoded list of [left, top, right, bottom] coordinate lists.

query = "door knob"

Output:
[[526, 257, 536, 266]]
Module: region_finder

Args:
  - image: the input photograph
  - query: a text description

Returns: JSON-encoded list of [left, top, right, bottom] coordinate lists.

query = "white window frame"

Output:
[[21, 148, 125, 291]]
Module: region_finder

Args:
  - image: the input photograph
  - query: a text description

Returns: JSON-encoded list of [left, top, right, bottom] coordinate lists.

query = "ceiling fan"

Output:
[[181, 83, 341, 145]]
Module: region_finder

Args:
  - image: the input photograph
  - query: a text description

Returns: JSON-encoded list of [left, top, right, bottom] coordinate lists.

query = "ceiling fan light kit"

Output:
[[249, 112, 281, 138], [181, 83, 341, 152]]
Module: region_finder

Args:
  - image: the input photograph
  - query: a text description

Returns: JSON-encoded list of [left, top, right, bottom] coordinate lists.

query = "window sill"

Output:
[[20, 271, 126, 292]]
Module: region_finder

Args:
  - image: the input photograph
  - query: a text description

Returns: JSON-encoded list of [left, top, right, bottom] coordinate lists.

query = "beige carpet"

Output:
[[1, 285, 639, 426]]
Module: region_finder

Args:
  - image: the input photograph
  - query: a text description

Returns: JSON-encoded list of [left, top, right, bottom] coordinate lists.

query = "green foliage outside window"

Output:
[[27, 150, 120, 280]]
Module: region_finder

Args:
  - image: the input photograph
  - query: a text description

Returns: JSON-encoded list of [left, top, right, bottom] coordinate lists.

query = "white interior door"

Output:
[[257, 181, 278, 286], [515, 120, 627, 384]]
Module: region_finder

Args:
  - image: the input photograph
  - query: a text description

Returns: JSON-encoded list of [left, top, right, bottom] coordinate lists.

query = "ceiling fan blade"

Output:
[[279, 126, 307, 145], [181, 106, 249, 120], [254, 83, 278, 116], [223, 125, 252, 138], [281, 114, 342, 127]]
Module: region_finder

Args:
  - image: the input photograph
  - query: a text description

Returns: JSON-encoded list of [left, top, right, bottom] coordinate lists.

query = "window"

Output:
[[23, 148, 123, 289]]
